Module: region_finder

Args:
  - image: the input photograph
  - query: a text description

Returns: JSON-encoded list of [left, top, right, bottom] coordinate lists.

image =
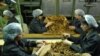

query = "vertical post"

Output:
[[30, 0, 33, 10], [16, 0, 24, 32], [40, 0, 42, 9], [71, 0, 76, 20], [56, 0, 60, 16]]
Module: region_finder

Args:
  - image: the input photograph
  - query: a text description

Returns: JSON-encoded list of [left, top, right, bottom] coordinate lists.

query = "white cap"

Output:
[[32, 9, 43, 17], [3, 10, 14, 18], [3, 23, 22, 41], [11, 0, 16, 3], [84, 15, 98, 28]]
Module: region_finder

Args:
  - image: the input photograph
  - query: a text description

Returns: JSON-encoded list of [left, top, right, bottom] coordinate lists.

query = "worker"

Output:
[[4, 0, 16, 9], [2, 23, 44, 56], [5, 0, 16, 5], [0, 9, 18, 31], [69, 9, 85, 34], [63, 15, 100, 56], [29, 9, 53, 33], [3, 9, 19, 25]]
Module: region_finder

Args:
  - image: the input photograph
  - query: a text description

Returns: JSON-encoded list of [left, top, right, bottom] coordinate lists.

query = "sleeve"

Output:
[[70, 35, 99, 53], [11, 47, 37, 56], [22, 39, 37, 47], [68, 36, 81, 44], [73, 19, 83, 34], [27, 41, 37, 47], [68, 32, 85, 44], [70, 44, 84, 53], [29, 20, 47, 33], [75, 28, 83, 34]]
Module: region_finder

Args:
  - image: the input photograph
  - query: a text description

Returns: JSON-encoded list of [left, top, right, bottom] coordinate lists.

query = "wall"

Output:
[[42, 0, 100, 16]]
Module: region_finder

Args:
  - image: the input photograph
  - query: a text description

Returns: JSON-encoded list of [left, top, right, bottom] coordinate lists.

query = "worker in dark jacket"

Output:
[[29, 9, 53, 33], [2, 23, 44, 56], [63, 15, 100, 56], [4, 0, 16, 8], [0, 9, 19, 31], [3, 10, 19, 25], [69, 9, 85, 34]]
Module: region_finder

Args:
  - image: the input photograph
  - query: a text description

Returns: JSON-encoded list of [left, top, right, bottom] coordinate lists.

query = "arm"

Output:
[[62, 33, 81, 44], [75, 27, 83, 34], [68, 36, 81, 44], [11, 47, 37, 56], [20, 39, 37, 47], [70, 35, 99, 53], [34, 23, 47, 33], [29, 20, 47, 33], [68, 32, 85, 44], [72, 19, 83, 34]]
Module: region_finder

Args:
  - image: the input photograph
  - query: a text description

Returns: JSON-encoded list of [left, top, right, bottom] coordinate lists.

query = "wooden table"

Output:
[[0, 33, 80, 45], [0, 33, 80, 39]]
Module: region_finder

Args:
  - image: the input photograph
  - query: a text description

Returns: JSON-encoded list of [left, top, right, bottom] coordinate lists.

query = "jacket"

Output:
[[29, 18, 47, 33], [68, 29, 100, 56], [3, 39, 37, 56], [72, 19, 84, 34], [7, 17, 19, 24]]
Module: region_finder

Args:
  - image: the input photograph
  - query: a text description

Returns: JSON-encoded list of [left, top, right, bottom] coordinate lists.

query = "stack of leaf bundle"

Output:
[[44, 42, 80, 56], [44, 16, 75, 34]]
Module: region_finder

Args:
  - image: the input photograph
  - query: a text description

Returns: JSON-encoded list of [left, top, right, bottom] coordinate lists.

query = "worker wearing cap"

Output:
[[4, 0, 16, 9], [63, 15, 100, 56], [2, 10, 18, 25], [29, 9, 53, 33], [2, 23, 44, 56], [69, 9, 85, 34]]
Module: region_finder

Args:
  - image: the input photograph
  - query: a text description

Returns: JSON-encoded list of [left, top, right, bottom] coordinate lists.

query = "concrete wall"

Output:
[[42, 0, 100, 16]]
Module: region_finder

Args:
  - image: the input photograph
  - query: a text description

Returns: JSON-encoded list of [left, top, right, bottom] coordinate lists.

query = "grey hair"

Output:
[[75, 9, 85, 16]]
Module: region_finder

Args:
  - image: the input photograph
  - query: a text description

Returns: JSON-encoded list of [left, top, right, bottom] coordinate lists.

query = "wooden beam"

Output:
[[0, 34, 80, 39]]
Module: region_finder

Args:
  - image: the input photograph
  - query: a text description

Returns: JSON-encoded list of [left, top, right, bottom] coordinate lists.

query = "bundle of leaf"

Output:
[[44, 42, 81, 56], [44, 16, 75, 34]]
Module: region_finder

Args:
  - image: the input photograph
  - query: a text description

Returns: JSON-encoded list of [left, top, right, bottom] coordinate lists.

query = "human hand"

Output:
[[62, 33, 70, 38], [45, 22, 54, 28], [36, 40, 46, 47], [69, 26, 75, 30]]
